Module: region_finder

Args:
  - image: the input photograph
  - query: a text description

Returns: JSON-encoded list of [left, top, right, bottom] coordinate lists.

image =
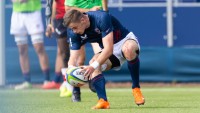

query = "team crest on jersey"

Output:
[[95, 28, 101, 34], [80, 34, 88, 40]]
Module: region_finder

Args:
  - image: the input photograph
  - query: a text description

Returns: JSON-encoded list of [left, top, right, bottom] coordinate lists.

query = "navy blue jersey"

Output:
[[67, 10, 130, 50]]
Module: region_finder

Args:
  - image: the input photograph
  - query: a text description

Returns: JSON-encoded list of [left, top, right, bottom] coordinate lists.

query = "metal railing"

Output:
[[0, 0, 5, 86], [4, 0, 200, 47]]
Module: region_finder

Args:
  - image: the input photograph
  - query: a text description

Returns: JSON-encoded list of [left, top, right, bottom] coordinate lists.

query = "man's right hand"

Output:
[[45, 24, 54, 38]]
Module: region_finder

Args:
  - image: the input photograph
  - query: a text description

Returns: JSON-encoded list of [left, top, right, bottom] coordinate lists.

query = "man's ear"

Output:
[[80, 17, 85, 23]]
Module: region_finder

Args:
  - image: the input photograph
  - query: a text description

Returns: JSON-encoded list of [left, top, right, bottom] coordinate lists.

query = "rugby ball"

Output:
[[66, 67, 88, 87]]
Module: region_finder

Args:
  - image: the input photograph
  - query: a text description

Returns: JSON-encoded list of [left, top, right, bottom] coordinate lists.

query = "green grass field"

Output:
[[0, 87, 200, 113]]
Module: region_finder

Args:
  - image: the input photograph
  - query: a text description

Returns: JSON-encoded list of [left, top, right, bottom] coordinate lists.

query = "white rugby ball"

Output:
[[66, 67, 88, 87]]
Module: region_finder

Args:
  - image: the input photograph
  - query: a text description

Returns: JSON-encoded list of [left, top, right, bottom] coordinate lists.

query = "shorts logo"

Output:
[[55, 28, 61, 35]]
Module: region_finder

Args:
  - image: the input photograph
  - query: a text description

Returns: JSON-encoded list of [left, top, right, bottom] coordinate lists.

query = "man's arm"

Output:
[[93, 32, 113, 66], [68, 47, 84, 67], [102, 0, 108, 11], [83, 32, 113, 76], [94, 13, 114, 65], [51, 1, 56, 24], [68, 50, 79, 67], [45, 0, 56, 37]]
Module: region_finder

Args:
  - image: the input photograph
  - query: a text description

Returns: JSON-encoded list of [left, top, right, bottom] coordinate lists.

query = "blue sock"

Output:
[[23, 72, 31, 82], [92, 74, 107, 101], [43, 69, 50, 81], [127, 57, 140, 88], [73, 87, 80, 94], [54, 72, 62, 83]]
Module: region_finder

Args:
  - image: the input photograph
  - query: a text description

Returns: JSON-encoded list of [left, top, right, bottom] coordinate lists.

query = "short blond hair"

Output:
[[63, 9, 83, 27]]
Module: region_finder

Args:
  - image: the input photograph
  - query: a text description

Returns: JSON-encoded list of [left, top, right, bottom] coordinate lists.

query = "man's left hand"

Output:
[[81, 66, 95, 79]]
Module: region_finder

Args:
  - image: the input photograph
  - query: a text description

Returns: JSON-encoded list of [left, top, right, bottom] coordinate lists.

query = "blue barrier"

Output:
[[6, 47, 200, 83], [4, 3, 200, 83]]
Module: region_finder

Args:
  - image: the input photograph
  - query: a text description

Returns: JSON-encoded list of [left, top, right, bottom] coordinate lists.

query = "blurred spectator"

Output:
[[42, 0, 71, 93], [10, 0, 50, 90]]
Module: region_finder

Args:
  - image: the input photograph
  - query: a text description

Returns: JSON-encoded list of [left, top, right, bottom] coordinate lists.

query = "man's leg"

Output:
[[89, 56, 112, 109], [14, 35, 32, 90], [55, 38, 72, 97], [90, 71, 110, 109], [55, 38, 69, 81], [18, 44, 30, 81], [42, 37, 70, 90], [88, 43, 102, 93], [32, 34, 50, 85], [122, 39, 145, 106]]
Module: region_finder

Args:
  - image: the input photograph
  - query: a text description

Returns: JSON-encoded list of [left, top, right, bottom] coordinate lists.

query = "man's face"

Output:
[[69, 19, 86, 35]]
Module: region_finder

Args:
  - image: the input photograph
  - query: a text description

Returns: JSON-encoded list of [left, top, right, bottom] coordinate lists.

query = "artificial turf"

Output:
[[0, 87, 200, 113]]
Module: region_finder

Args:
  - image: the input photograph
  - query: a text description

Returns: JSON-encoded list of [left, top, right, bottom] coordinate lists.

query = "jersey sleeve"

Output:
[[65, 0, 76, 6], [99, 13, 113, 38]]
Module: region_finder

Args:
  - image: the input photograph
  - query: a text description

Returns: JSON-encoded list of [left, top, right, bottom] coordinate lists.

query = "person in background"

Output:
[[10, 0, 50, 90], [42, 0, 69, 91], [63, 9, 145, 109], [43, 0, 87, 98], [64, 0, 108, 102]]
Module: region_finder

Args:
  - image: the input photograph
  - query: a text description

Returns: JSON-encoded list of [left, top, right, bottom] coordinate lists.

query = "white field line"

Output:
[[1, 88, 200, 93], [81, 88, 200, 92]]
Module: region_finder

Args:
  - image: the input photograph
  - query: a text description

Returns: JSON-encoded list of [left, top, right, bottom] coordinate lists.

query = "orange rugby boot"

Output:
[[132, 88, 145, 106], [92, 98, 110, 109]]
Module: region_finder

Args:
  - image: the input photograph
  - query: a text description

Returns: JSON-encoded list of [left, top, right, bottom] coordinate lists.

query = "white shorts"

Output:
[[112, 32, 140, 71], [10, 11, 44, 35]]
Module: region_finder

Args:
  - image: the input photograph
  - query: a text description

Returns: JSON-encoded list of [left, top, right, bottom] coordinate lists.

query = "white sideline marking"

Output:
[[80, 88, 200, 92]]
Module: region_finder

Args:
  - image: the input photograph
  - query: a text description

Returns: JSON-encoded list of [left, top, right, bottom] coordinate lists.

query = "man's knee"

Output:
[[33, 43, 46, 56], [57, 46, 66, 56], [122, 40, 139, 61], [18, 45, 28, 56]]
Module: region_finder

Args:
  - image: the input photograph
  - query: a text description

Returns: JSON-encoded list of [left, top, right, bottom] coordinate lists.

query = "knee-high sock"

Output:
[[91, 74, 107, 101], [127, 57, 140, 88], [43, 69, 50, 81], [73, 87, 80, 94], [23, 72, 31, 82], [54, 72, 62, 83]]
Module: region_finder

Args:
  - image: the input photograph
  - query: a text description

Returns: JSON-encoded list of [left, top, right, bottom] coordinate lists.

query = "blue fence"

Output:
[[4, 1, 200, 84]]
